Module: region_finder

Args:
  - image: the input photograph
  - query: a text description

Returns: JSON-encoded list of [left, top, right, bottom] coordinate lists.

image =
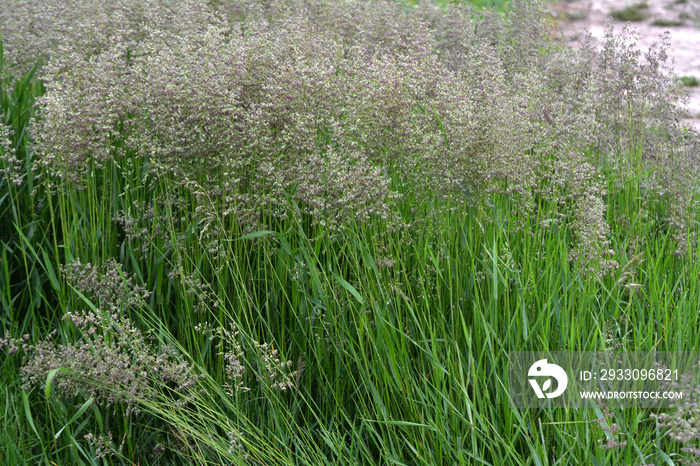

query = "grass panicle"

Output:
[[1, 0, 700, 464]]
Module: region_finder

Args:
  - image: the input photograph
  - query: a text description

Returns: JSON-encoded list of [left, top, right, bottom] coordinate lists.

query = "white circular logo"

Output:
[[528, 359, 568, 399]]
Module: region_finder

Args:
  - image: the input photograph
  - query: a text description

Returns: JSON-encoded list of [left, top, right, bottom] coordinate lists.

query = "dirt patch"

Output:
[[547, 0, 700, 129]]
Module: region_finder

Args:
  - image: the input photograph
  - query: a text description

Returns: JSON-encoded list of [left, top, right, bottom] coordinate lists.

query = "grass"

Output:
[[680, 75, 699, 87], [409, 0, 511, 9], [2, 3, 700, 466], [611, 3, 649, 23], [3, 97, 699, 464], [652, 19, 684, 27]]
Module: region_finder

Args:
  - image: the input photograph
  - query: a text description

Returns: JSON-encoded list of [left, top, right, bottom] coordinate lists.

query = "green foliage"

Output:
[[652, 18, 683, 27], [0, 45, 52, 336], [611, 3, 649, 22], [462, 0, 510, 8], [680, 75, 699, 87], [1, 1, 700, 465]]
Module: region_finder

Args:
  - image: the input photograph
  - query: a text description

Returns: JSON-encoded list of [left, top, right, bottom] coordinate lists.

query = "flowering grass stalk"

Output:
[[1, 0, 700, 464]]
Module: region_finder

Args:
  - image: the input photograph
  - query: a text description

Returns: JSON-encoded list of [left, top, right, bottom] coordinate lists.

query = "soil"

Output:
[[546, 0, 700, 129]]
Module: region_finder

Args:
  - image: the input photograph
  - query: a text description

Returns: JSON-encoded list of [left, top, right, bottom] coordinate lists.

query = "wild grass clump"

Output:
[[3, 259, 197, 417], [0, 116, 17, 175], [1, 0, 700, 464], [611, 3, 649, 23], [652, 18, 684, 27], [652, 372, 700, 465], [0, 0, 228, 78], [24, 0, 699, 262], [680, 75, 700, 87]]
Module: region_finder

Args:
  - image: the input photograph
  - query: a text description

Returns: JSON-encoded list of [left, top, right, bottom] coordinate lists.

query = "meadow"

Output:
[[1, 0, 700, 464]]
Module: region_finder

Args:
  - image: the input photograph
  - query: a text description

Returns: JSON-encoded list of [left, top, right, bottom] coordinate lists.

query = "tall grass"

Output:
[[1, 0, 700, 464]]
